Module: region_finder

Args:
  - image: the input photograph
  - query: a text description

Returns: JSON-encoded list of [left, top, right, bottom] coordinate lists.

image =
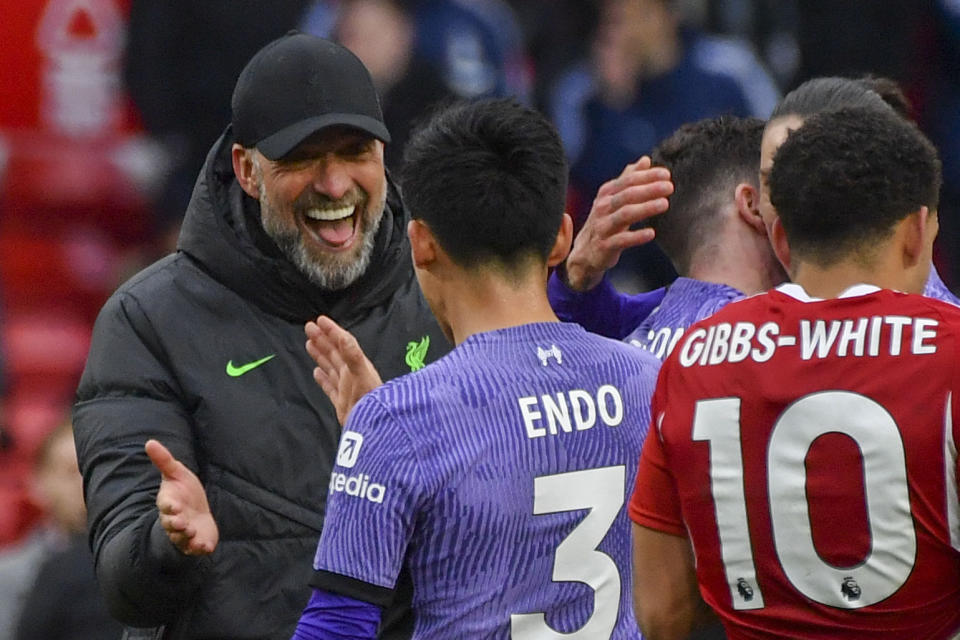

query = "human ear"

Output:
[[231, 144, 260, 199], [407, 219, 438, 269], [735, 183, 765, 234], [547, 213, 574, 267]]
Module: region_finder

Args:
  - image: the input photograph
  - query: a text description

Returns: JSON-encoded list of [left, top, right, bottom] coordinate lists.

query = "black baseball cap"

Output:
[[231, 31, 391, 160]]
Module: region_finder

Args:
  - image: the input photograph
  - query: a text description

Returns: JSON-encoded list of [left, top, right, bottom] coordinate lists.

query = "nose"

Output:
[[309, 154, 354, 200]]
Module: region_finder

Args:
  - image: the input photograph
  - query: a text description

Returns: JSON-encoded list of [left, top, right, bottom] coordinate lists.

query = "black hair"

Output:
[[769, 107, 942, 266], [649, 115, 765, 275], [400, 98, 568, 271], [855, 74, 912, 119], [770, 76, 894, 121]]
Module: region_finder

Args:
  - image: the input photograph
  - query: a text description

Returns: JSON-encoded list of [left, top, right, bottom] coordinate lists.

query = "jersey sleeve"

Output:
[[310, 393, 428, 605], [548, 269, 665, 339], [628, 366, 687, 537]]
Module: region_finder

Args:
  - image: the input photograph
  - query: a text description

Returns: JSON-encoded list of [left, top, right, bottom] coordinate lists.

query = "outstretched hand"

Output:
[[145, 439, 218, 556], [305, 316, 383, 425], [564, 156, 674, 291]]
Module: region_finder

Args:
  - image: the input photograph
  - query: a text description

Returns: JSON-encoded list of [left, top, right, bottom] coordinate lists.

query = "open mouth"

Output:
[[303, 204, 359, 248]]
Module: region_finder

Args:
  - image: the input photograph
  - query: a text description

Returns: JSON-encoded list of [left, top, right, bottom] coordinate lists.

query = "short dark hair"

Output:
[[771, 76, 893, 121], [400, 99, 568, 271], [649, 115, 765, 274], [856, 75, 912, 119], [769, 107, 942, 266]]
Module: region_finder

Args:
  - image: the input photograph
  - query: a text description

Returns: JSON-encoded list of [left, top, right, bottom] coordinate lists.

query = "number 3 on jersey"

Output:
[[694, 392, 917, 610], [511, 466, 625, 639]]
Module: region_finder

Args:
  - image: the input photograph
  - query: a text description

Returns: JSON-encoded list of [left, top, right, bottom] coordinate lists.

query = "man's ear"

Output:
[[232, 144, 260, 199], [902, 206, 935, 266], [735, 183, 765, 234], [408, 219, 438, 269], [547, 213, 574, 268], [769, 215, 791, 274]]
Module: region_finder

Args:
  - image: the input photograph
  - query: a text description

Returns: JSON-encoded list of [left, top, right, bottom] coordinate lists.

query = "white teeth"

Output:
[[305, 205, 355, 221]]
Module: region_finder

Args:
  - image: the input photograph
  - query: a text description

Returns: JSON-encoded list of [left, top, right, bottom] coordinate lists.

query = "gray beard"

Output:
[[259, 187, 385, 291], [272, 216, 382, 290]]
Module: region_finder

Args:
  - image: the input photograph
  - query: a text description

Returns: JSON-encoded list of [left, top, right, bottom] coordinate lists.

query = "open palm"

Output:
[[145, 439, 219, 556]]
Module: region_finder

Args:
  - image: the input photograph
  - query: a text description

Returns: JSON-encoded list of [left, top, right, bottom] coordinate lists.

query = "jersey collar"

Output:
[[775, 282, 882, 302]]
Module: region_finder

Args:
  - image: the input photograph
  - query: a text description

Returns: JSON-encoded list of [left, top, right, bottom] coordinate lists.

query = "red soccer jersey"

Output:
[[630, 284, 960, 639]]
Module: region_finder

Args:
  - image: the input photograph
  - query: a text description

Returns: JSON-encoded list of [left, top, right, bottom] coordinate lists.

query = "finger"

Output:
[[612, 168, 672, 194], [602, 199, 670, 233], [187, 535, 215, 556], [306, 339, 339, 380], [598, 159, 665, 198], [313, 367, 340, 403], [619, 155, 651, 177], [165, 514, 196, 537], [145, 439, 185, 479], [157, 496, 182, 516], [315, 315, 348, 338], [305, 327, 338, 361], [608, 181, 674, 214], [339, 332, 367, 372], [605, 227, 657, 250], [341, 336, 383, 389], [167, 531, 190, 549]]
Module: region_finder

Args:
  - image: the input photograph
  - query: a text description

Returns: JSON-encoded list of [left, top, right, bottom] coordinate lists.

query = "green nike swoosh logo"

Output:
[[226, 354, 276, 377]]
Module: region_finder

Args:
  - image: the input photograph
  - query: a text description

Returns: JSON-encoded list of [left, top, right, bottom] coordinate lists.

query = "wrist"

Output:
[[562, 258, 601, 292]]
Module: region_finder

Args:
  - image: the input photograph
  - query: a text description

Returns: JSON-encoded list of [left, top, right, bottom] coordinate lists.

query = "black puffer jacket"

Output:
[[73, 128, 449, 639]]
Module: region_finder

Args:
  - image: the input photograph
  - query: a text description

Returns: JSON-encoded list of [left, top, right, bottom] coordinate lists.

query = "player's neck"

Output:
[[791, 257, 921, 298], [440, 271, 559, 346], [688, 241, 783, 295]]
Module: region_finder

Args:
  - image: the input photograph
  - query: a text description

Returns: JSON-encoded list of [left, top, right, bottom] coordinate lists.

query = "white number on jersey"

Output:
[[511, 466, 625, 639], [694, 392, 917, 609]]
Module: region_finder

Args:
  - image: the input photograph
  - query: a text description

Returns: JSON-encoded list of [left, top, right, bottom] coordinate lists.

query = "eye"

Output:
[[340, 140, 373, 157]]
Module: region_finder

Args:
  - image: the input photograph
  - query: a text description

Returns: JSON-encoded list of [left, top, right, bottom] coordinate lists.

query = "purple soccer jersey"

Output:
[[311, 322, 660, 639], [624, 277, 744, 360], [925, 264, 960, 306]]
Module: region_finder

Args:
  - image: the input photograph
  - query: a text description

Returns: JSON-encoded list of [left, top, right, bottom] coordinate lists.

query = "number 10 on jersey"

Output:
[[694, 391, 918, 610]]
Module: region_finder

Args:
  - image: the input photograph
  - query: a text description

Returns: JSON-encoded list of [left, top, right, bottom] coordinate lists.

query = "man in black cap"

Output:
[[72, 32, 448, 640]]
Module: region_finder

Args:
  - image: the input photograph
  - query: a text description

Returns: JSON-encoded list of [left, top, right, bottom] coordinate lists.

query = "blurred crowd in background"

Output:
[[0, 0, 958, 635]]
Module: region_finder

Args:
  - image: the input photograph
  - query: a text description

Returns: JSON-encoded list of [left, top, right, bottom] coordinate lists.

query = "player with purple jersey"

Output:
[[551, 116, 786, 359], [625, 278, 743, 359], [623, 116, 785, 360], [292, 99, 660, 639]]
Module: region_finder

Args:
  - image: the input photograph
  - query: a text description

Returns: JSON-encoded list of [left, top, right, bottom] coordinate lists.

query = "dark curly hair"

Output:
[[649, 115, 765, 274], [400, 98, 567, 271], [769, 107, 941, 266]]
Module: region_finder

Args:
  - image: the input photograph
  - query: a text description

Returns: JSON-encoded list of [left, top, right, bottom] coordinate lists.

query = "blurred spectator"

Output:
[[0, 527, 48, 639], [333, 0, 455, 170], [0, 421, 118, 639], [12, 420, 120, 639], [507, 0, 600, 111], [413, 0, 531, 101], [302, 0, 531, 102], [550, 0, 779, 291], [123, 0, 313, 247]]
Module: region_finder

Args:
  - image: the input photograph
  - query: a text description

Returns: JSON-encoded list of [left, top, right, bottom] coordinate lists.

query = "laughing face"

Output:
[[245, 127, 388, 290]]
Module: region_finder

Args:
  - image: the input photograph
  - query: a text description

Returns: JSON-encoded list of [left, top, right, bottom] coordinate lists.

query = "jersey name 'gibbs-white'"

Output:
[[518, 385, 624, 439], [678, 315, 939, 368]]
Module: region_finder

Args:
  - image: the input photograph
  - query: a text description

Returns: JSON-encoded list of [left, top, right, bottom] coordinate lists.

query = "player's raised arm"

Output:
[[563, 156, 673, 292], [144, 439, 218, 556], [305, 316, 384, 425]]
